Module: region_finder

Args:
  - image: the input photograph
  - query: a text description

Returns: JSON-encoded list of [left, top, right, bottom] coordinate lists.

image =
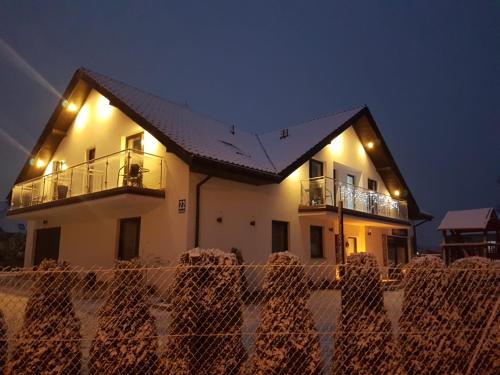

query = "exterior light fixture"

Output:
[[62, 99, 78, 112], [35, 159, 46, 168], [394, 190, 401, 197], [366, 141, 374, 149], [67, 102, 78, 112]]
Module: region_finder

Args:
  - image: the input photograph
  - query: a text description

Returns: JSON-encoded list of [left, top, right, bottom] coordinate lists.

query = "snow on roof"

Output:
[[438, 208, 495, 231], [82, 68, 363, 174], [259, 108, 363, 172]]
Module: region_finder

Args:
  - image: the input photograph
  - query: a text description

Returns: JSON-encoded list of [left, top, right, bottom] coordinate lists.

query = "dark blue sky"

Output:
[[0, 1, 499, 247]]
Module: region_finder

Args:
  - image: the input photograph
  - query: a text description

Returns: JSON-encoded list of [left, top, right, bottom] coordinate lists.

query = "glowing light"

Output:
[[61, 161, 68, 171], [329, 134, 343, 155], [35, 159, 46, 168], [289, 168, 300, 180], [366, 141, 374, 149], [67, 103, 78, 112], [357, 144, 366, 159], [96, 95, 112, 120], [74, 105, 89, 130], [143, 131, 159, 153], [394, 190, 401, 197]]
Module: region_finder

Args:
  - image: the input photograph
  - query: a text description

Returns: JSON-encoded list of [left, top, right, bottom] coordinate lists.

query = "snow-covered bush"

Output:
[[253, 252, 321, 375], [0, 309, 7, 374], [333, 253, 403, 375], [88, 260, 159, 374], [398, 255, 462, 374], [4, 260, 81, 374], [448, 257, 499, 375], [158, 249, 246, 375]]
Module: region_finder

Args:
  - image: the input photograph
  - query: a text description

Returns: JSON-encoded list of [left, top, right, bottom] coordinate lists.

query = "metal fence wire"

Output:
[[0, 250, 498, 375]]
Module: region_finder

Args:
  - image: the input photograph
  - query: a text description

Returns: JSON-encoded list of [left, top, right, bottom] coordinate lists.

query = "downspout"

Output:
[[195, 175, 212, 248]]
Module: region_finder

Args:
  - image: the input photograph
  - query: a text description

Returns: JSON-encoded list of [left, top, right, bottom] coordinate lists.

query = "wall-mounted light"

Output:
[[366, 141, 374, 149], [216, 217, 223, 223], [35, 159, 46, 168], [250, 220, 256, 226]]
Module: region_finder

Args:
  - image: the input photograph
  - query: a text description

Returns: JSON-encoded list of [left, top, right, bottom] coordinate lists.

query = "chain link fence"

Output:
[[0, 250, 498, 374]]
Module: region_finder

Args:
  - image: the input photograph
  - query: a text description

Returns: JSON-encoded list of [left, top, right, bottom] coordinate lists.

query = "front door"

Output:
[[387, 235, 408, 278], [34, 227, 61, 265]]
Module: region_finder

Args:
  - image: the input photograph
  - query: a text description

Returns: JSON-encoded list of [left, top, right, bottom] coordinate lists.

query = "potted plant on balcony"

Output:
[[57, 184, 68, 199]]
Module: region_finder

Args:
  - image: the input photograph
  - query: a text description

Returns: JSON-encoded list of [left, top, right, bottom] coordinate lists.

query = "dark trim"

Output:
[[298, 204, 411, 226], [195, 175, 212, 247], [190, 155, 280, 185], [7, 186, 164, 216]]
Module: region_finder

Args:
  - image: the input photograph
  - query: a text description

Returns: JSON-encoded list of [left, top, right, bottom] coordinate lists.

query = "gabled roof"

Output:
[[12, 67, 431, 220], [438, 208, 499, 231]]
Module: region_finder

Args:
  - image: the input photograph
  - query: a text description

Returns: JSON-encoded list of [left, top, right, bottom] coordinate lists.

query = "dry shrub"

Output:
[[333, 253, 403, 375], [398, 255, 463, 374], [448, 257, 499, 375], [253, 252, 321, 375], [158, 248, 246, 375], [4, 260, 81, 374], [88, 260, 159, 374], [0, 309, 7, 374]]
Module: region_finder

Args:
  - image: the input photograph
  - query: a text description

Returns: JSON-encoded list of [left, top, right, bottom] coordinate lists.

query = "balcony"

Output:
[[300, 177, 408, 221], [9, 149, 165, 213]]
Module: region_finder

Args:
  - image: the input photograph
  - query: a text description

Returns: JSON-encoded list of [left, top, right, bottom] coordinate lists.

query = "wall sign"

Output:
[[178, 199, 186, 213]]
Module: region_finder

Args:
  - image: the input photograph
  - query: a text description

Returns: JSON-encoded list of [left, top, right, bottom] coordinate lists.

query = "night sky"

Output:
[[0, 1, 498, 248]]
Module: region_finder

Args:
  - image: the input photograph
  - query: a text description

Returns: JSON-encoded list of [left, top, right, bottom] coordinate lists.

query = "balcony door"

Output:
[[309, 159, 324, 205], [86, 148, 96, 193], [345, 174, 355, 209], [124, 133, 144, 187], [34, 227, 60, 265]]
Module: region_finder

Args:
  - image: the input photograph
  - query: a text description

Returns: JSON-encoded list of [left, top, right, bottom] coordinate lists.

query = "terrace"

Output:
[[8, 149, 165, 214], [299, 176, 408, 221]]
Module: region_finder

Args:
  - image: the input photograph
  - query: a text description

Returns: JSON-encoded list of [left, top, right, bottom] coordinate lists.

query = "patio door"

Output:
[[345, 174, 355, 209], [124, 133, 144, 187], [34, 227, 60, 265]]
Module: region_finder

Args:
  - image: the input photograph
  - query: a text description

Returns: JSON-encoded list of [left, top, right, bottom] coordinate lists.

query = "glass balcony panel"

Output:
[[9, 149, 165, 211]]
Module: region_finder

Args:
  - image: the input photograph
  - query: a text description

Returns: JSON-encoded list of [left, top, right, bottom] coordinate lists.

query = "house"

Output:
[[439, 208, 500, 264], [7, 68, 431, 270]]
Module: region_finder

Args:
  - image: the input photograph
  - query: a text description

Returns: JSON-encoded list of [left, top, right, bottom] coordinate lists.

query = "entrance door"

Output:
[[34, 227, 61, 265], [387, 235, 408, 278]]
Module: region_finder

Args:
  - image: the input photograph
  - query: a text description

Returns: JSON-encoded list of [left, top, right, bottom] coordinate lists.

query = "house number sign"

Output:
[[178, 199, 186, 213]]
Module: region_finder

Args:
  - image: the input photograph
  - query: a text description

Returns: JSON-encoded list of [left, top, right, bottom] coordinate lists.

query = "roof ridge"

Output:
[[258, 105, 366, 136], [79, 67, 235, 129], [255, 134, 277, 172]]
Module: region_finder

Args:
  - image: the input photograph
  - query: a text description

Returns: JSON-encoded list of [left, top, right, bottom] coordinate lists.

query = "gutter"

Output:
[[195, 175, 212, 247]]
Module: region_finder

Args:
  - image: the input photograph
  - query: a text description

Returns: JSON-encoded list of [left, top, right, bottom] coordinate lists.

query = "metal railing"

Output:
[[10, 149, 165, 210], [300, 176, 408, 220]]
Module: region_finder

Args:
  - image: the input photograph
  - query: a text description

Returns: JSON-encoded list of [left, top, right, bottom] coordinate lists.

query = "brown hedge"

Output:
[[158, 248, 247, 375], [333, 253, 403, 375], [253, 252, 321, 375], [88, 260, 159, 374], [4, 260, 82, 375]]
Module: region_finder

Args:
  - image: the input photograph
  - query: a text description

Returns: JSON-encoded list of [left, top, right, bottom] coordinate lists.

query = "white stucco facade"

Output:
[[12, 90, 413, 270]]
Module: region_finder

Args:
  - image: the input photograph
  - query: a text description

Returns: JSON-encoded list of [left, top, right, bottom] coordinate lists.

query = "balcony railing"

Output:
[[10, 149, 165, 211], [300, 177, 408, 221]]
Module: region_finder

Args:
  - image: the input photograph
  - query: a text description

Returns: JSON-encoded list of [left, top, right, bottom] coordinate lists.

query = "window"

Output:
[[346, 174, 355, 186], [118, 217, 141, 260], [272, 221, 288, 253], [310, 226, 324, 258], [309, 159, 323, 178], [126, 132, 144, 152], [368, 178, 377, 192]]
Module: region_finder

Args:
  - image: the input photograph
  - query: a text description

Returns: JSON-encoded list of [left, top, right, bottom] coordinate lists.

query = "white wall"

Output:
[[22, 90, 409, 269]]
